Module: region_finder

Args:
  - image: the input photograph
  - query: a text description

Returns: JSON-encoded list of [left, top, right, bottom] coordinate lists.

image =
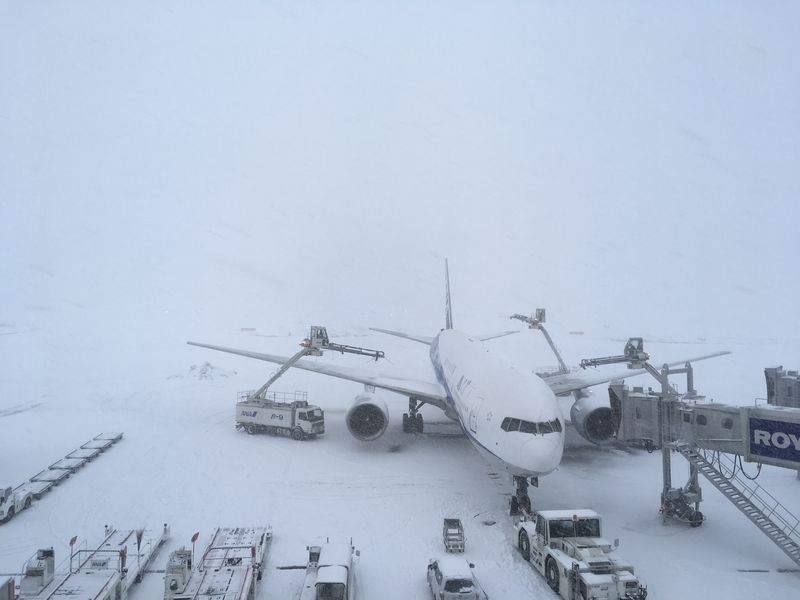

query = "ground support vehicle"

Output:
[[164, 526, 271, 600], [299, 540, 360, 600], [236, 391, 324, 440], [512, 509, 646, 600], [1, 577, 13, 600], [1, 433, 124, 525], [0, 486, 33, 523], [19, 525, 169, 600], [427, 556, 488, 600], [443, 519, 465, 553]]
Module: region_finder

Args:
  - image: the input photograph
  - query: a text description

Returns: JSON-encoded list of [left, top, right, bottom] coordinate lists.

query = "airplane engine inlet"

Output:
[[570, 393, 619, 444], [345, 393, 389, 442]]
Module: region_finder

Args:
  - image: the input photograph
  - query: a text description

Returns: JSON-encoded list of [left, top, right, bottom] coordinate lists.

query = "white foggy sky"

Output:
[[1, 1, 799, 400]]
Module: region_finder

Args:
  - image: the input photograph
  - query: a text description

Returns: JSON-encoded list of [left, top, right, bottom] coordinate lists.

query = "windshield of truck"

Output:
[[307, 409, 323, 421], [549, 518, 601, 538], [575, 518, 601, 537], [316, 582, 345, 600], [444, 579, 474, 593]]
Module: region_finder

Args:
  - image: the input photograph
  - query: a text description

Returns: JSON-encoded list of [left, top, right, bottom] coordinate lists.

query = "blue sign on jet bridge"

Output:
[[749, 417, 800, 465]]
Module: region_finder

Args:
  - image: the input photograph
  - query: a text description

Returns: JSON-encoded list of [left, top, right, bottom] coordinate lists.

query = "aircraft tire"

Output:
[[402, 414, 409, 433], [415, 413, 424, 433]]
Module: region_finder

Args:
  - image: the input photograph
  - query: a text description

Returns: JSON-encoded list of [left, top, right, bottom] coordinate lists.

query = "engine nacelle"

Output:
[[570, 392, 619, 444], [345, 393, 389, 442]]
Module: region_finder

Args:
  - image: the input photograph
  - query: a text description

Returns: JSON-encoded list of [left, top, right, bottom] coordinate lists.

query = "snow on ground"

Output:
[[2, 332, 800, 600]]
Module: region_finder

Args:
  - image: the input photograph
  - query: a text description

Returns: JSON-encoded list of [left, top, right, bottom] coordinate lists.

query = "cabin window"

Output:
[[519, 420, 538, 434], [507, 418, 521, 432], [721, 417, 734, 430], [575, 518, 601, 537], [501, 417, 511, 431], [552, 419, 562, 433], [536, 515, 546, 537], [683, 413, 691, 423]]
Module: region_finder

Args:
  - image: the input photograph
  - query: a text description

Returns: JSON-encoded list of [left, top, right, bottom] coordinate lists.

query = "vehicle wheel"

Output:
[[402, 413, 409, 433], [24, 496, 31, 509], [518, 531, 530, 561], [5, 507, 14, 522], [691, 511, 703, 528], [545, 557, 559, 594], [291, 427, 303, 441], [415, 413, 424, 433], [509, 495, 519, 516], [246, 423, 256, 435]]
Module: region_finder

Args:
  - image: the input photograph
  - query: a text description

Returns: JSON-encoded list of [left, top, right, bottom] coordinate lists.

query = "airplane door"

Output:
[[469, 397, 484, 434]]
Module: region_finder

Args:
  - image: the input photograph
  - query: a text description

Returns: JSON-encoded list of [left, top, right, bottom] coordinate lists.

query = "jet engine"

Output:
[[569, 392, 619, 444], [345, 393, 389, 441]]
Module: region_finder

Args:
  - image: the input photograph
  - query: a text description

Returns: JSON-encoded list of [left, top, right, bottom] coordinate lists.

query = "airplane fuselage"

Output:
[[430, 329, 565, 478]]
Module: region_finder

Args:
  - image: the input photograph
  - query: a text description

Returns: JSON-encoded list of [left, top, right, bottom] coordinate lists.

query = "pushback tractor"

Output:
[[513, 509, 646, 600]]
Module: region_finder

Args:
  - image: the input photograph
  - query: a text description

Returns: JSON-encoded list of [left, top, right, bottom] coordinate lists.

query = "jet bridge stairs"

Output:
[[675, 444, 800, 567]]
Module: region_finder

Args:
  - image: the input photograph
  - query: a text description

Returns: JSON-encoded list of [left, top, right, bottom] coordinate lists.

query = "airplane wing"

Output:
[[541, 350, 732, 396], [369, 327, 518, 344], [474, 330, 519, 342], [187, 342, 447, 403], [368, 328, 434, 345]]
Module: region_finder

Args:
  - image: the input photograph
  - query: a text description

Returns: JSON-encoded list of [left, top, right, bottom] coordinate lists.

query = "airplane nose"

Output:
[[520, 436, 563, 475]]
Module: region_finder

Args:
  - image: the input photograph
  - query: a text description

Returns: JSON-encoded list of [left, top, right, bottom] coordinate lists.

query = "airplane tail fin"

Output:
[[445, 259, 453, 330]]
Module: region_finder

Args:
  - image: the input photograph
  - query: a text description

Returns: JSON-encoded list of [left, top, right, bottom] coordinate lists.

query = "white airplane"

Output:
[[188, 261, 729, 511]]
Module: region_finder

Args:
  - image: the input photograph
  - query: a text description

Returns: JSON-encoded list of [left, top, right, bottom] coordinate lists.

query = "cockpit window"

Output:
[[501, 418, 562, 435]]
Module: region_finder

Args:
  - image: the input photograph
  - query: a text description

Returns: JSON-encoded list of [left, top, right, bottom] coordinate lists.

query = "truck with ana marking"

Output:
[[236, 391, 324, 440]]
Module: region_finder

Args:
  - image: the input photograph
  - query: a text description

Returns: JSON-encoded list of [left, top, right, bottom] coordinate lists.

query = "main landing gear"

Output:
[[402, 398, 425, 433], [510, 476, 534, 516]]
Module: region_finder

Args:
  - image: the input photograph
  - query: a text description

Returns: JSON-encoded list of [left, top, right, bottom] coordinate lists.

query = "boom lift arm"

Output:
[[252, 326, 384, 399], [579, 337, 650, 370], [511, 309, 570, 374]]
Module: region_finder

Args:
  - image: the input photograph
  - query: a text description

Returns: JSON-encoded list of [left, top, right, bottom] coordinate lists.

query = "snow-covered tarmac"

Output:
[[2, 334, 800, 599]]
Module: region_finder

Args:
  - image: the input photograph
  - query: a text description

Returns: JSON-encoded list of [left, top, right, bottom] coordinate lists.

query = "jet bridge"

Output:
[[606, 362, 800, 567]]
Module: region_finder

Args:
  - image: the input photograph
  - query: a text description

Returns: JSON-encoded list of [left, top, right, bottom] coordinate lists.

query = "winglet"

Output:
[[445, 259, 453, 330]]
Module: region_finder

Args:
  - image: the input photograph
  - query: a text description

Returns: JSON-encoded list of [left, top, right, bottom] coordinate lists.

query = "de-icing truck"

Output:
[[236, 391, 324, 441]]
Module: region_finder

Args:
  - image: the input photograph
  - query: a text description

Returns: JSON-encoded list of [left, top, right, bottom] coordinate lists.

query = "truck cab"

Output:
[[300, 542, 359, 600], [0, 486, 33, 523]]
